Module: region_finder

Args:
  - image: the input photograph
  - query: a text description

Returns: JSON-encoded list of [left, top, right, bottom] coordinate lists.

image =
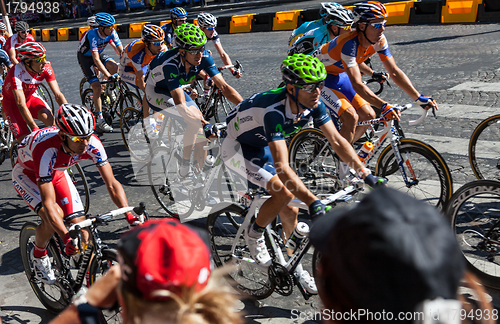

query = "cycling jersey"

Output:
[[288, 24, 331, 55], [119, 39, 155, 87], [288, 19, 323, 47], [2, 61, 55, 101], [77, 28, 121, 57], [161, 23, 175, 46], [3, 33, 35, 54], [207, 29, 220, 45], [146, 47, 219, 97], [0, 49, 12, 88], [0, 35, 7, 49]]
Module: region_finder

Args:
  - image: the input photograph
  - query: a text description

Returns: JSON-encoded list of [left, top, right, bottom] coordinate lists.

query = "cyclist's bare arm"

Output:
[[345, 63, 385, 109], [13, 88, 38, 131], [97, 162, 132, 210], [171, 87, 206, 125], [110, 41, 123, 57], [211, 73, 243, 105], [269, 139, 317, 206], [320, 120, 370, 178], [8, 47, 18, 65], [141, 95, 149, 119], [91, 51, 111, 78], [358, 61, 373, 76], [213, 42, 241, 78], [134, 69, 146, 92], [38, 181, 70, 240], [46, 79, 68, 106]]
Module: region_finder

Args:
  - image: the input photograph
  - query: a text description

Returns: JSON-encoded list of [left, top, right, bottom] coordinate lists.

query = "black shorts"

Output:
[[77, 52, 113, 84]]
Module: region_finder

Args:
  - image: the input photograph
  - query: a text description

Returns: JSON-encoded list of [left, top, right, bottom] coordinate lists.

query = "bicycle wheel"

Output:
[[68, 164, 90, 214], [120, 107, 150, 162], [79, 77, 87, 99], [88, 248, 122, 324], [37, 82, 56, 115], [469, 114, 500, 180], [20, 222, 71, 313], [213, 92, 233, 123], [148, 146, 195, 219], [207, 204, 275, 299], [288, 128, 342, 195], [0, 122, 13, 165], [119, 91, 142, 118], [375, 139, 453, 210], [446, 180, 500, 289], [82, 88, 113, 125], [10, 141, 19, 167], [81, 88, 95, 112]]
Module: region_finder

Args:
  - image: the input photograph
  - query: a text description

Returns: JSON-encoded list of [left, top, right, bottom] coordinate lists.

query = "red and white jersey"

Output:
[[0, 35, 7, 49], [17, 127, 108, 183], [2, 62, 56, 101], [3, 33, 35, 54]]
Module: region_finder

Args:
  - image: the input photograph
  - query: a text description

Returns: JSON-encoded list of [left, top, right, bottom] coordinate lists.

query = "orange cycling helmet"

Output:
[[352, 1, 387, 23], [142, 24, 164, 42]]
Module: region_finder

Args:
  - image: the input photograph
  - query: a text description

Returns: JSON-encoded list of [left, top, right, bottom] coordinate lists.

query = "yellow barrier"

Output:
[[442, 0, 481, 22], [42, 29, 51, 42], [79, 26, 90, 40], [160, 20, 171, 26], [385, 1, 414, 25], [57, 28, 69, 41], [32, 28, 41, 41], [129, 22, 149, 38], [273, 10, 300, 31], [230, 14, 254, 33]]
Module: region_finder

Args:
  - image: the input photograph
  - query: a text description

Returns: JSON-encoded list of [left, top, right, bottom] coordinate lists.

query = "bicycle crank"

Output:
[[268, 263, 293, 296]]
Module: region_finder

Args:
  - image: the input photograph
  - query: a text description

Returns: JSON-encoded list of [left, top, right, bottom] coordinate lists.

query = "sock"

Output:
[[33, 244, 47, 258], [249, 222, 266, 238], [179, 158, 190, 177], [97, 112, 103, 120], [295, 263, 304, 275]]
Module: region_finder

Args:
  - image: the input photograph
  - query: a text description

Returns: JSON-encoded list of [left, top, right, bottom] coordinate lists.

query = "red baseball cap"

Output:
[[117, 219, 211, 301]]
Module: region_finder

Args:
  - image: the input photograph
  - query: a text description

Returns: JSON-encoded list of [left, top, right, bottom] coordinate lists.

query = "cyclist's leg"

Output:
[[30, 93, 54, 127], [3, 98, 31, 140], [104, 55, 118, 75]]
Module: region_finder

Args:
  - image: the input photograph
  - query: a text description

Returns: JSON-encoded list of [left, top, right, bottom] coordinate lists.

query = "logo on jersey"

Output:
[[321, 92, 341, 110], [12, 180, 34, 204]]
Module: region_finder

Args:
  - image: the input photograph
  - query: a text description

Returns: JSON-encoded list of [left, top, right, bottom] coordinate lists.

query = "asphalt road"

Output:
[[1, 22, 500, 323]]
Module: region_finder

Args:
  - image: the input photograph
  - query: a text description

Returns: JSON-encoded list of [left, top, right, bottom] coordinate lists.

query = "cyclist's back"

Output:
[[288, 24, 330, 55], [288, 19, 323, 47]]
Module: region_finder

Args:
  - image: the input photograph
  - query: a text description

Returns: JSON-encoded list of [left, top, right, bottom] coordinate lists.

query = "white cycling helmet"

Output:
[[319, 2, 342, 17], [0, 23, 6, 31], [87, 16, 99, 28], [197, 12, 217, 28], [325, 7, 354, 27], [56, 104, 95, 137]]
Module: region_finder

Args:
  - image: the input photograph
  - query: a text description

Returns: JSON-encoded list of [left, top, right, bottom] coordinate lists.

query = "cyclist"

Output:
[[162, 7, 187, 49], [12, 104, 142, 284], [221, 53, 385, 294], [119, 24, 165, 95], [4, 21, 35, 65], [0, 48, 12, 102], [77, 12, 123, 133], [288, 6, 353, 56], [0, 22, 10, 49], [145, 23, 242, 175], [314, 1, 438, 146], [197, 12, 241, 78], [87, 15, 120, 56], [3, 42, 66, 141], [288, 2, 342, 47]]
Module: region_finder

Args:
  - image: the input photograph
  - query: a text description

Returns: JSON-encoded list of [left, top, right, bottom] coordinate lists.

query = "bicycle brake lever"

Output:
[[133, 202, 147, 216]]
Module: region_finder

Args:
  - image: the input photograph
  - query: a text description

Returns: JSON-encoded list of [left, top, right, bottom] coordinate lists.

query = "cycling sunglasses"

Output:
[[205, 27, 215, 31], [68, 134, 92, 142], [186, 46, 205, 55], [296, 81, 324, 93], [29, 54, 46, 63], [152, 41, 163, 47], [367, 20, 387, 29]]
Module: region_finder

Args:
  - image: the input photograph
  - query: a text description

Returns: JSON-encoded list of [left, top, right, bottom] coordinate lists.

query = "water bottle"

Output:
[[202, 155, 216, 172], [285, 222, 310, 251], [357, 141, 373, 163], [155, 114, 164, 133]]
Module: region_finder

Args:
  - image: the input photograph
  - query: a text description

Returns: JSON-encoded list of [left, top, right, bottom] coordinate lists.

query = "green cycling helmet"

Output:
[[281, 53, 327, 85], [174, 23, 207, 50]]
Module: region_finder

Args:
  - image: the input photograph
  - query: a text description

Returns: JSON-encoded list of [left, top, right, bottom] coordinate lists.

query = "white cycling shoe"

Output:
[[244, 225, 272, 267], [296, 270, 317, 294], [97, 119, 113, 133], [32, 252, 56, 285]]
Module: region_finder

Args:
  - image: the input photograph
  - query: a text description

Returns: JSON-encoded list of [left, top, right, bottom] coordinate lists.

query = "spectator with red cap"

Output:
[[50, 218, 243, 324]]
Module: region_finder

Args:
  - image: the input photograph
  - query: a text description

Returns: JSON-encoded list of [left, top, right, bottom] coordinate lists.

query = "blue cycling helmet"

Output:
[[170, 7, 187, 20], [95, 12, 115, 27]]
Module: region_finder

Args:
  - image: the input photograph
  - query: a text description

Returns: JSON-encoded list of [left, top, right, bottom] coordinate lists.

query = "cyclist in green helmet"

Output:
[[222, 53, 386, 294], [144, 23, 242, 178]]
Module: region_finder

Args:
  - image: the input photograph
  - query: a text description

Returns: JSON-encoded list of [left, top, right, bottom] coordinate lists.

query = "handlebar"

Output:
[[203, 122, 227, 150], [217, 60, 244, 73]]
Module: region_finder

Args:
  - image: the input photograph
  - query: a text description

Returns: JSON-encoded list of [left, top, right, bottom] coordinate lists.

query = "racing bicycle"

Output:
[[468, 114, 500, 181], [0, 114, 13, 165], [288, 104, 453, 210], [19, 203, 148, 321]]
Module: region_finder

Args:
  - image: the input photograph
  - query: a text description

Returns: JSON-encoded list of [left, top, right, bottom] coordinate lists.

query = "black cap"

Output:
[[310, 187, 464, 314]]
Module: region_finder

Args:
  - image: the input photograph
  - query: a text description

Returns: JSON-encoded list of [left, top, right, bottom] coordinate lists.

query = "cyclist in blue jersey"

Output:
[[77, 12, 123, 133], [162, 7, 187, 49], [145, 23, 242, 176], [222, 54, 385, 294], [288, 7, 353, 56], [288, 2, 342, 47], [0, 48, 13, 102]]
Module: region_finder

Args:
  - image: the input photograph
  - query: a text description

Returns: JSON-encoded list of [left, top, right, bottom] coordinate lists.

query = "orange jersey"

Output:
[[316, 31, 392, 75], [120, 39, 155, 74]]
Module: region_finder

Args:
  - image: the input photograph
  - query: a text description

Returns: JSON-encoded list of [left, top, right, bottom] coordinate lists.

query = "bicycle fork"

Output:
[[389, 134, 419, 188]]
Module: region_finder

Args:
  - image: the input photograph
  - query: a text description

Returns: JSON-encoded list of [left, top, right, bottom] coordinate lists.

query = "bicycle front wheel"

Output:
[[10, 141, 19, 168], [446, 180, 500, 289], [207, 204, 275, 300], [213, 92, 233, 123], [120, 107, 150, 163], [375, 139, 453, 210], [119, 91, 142, 118], [36, 82, 56, 115], [20, 222, 71, 313], [68, 164, 90, 214], [288, 128, 341, 195], [469, 114, 500, 180]]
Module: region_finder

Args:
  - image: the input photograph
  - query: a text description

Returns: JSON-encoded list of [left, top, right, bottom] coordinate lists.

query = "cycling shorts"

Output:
[[118, 65, 147, 89], [323, 72, 369, 117], [4, 93, 51, 139], [77, 52, 114, 84], [12, 163, 85, 220], [221, 136, 276, 190]]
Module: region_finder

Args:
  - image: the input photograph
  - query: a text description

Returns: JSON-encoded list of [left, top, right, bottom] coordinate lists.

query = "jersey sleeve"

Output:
[[88, 30, 100, 53], [200, 51, 220, 78], [263, 110, 287, 142], [84, 135, 108, 167], [42, 62, 56, 82], [111, 30, 122, 47], [311, 102, 331, 127], [0, 49, 11, 66], [340, 38, 360, 69], [375, 35, 392, 61], [36, 147, 58, 183], [211, 30, 220, 45]]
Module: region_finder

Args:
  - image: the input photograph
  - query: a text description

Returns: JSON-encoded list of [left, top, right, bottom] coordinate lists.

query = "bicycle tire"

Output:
[[0, 121, 13, 165], [148, 146, 195, 219], [81, 88, 95, 113], [120, 107, 150, 163], [68, 164, 90, 215], [445, 180, 500, 289], [288, 128, 342, 195], [82, 88, 113, 126], [469, 114, 500, 181], [36, 82, 56, 115], [79, 77, 87, 99], [119, 91, 141, 118], [207, 204, 275, 299], [375, 138, 453, 210], [20, 222, 71, 314], [88, 248, 122, 324], [213, 92, 233, 124], [10, 141, 19, 168]]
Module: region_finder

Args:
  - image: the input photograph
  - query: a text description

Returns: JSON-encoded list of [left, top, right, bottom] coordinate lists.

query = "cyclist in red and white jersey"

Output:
[[0, 22, 10, 50], [3, 42, 67, 141], [12, 104, 141, 284], [4, 21, 35, 65]]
